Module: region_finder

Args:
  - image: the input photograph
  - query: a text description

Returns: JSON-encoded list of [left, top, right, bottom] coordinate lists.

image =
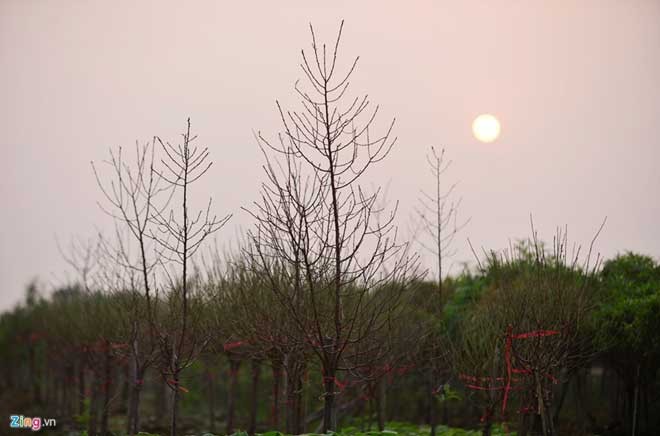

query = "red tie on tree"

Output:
[[459, 325, 561, 419]]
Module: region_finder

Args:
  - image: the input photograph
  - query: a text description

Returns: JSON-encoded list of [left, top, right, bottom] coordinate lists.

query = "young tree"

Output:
[[92, 139, 169, 435], [214, 255, 311, 435], [414, 147, 468, 435], [415, 147, 469, 307], [151, 119, 231, 436], [246, 21, 419, 432], [58, 235, 122, 436], [452, 291, 507, 436], [464, 223, 603, 436]]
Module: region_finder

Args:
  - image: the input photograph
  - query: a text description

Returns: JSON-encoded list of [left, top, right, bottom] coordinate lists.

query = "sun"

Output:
[[472, 114, 501, 143]]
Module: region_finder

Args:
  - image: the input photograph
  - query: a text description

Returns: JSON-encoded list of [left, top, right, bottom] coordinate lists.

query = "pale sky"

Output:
[[2, 1, 659, 312]]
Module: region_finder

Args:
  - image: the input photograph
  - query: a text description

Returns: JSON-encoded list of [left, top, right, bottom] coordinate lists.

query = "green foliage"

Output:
[[337, 421, 514, 436], [384, 421, 427, 436], [436, 383, 462, 403], [166, 423, 520, 436], [73, 398, 91, 426], [441, 272, 487, 335], [594, 252, 660, 358]]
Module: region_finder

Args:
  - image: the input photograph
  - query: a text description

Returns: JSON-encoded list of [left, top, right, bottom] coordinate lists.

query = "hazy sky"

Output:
[[2, 1, 659, 312]]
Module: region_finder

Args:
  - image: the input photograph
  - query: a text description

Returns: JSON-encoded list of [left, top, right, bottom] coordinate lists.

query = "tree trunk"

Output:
[[127, 367, 144, 435], [632, 364, 640, 436], [170, 371, 180, 436], [122, 361, 130, 412], [78, 361, 86, 417], [126, 356, 136, 435], [553, 375, 571, 423], [248, 360, 262, 435], [227, 358, 241, 434], [482, 417, 493, 436], [615, 374, 620, 420], [271, 363, 282, 429], [625, 384, 634, 436], [207, 367, 216, 434], [55, 370, 64, 416], [100, 345, 112, 436], [575, 371, 585, 433], [322, 366, 338, 432], [302, 368, 309, 433], [643, 384, 649, 434], [286, 358, 305, 435], [296, 378, 305, 434], [88, 370, 101, 436], [65, 363, 74, 418], [29, 342, 40, 404], [429, 390, 437, 436], [375, 378, 386, 431], [156, 377, 168, 424], [609, 372, 618, 424], [45, 359, 52, 405], [129, 381, 143, 435], [518, 412, 530, 436], [535, 372, 555, 436]]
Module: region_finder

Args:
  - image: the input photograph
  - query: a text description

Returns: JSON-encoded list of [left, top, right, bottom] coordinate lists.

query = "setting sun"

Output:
[[472, 114, 501, 143]]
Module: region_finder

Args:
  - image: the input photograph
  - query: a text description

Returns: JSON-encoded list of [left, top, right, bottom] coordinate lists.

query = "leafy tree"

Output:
[[594, 252, 660, 436]]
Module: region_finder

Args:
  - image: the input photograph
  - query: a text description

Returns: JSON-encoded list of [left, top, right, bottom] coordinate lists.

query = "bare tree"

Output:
[[412, 147, 469, 435], [56, 236, 130, 436], [92, 137, 186, 435], [246, 21, 419, 432], [452, 297, 506, 436], [210, 250, 312, 435], [414, 146, 469, 307], [151, 118, 231, 436], [463, 220, 604, 436]]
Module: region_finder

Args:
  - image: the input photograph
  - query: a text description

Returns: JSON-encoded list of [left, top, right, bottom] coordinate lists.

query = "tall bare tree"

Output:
[[151, 119, 231, 436], [246, 21, 419, 432], [413, 147, 469, 436], [415, 146, 469, 307], [91, 139, 170, 435]]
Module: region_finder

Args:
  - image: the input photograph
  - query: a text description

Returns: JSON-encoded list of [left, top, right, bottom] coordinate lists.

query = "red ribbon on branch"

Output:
[[511, 330, 560, 339], [166, 379, 189, 393], [223, 341, 244, 352], [322, 375, 348, 390], [460, 325, 562, 418]]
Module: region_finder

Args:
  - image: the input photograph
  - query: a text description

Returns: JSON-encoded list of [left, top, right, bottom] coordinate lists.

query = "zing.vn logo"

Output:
[[9, 415, 56, 432]]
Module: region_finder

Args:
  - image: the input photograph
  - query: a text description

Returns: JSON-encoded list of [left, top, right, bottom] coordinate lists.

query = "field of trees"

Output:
[[1, 22, 659, 436]]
